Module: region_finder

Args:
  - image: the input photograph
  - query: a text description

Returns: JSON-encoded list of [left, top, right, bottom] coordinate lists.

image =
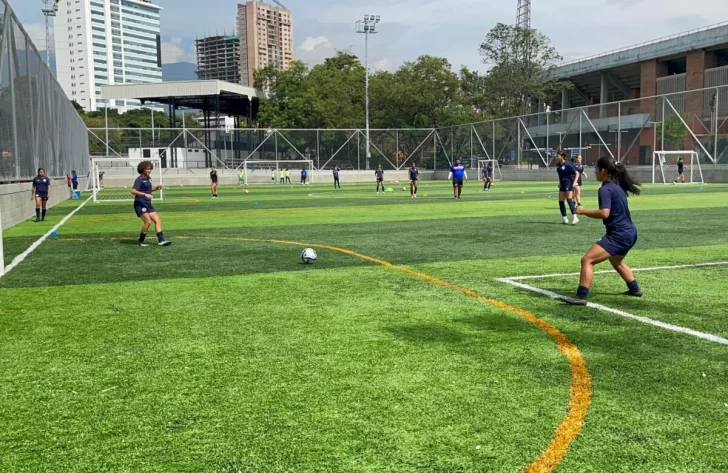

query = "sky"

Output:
[[11, 0, 728, 73]]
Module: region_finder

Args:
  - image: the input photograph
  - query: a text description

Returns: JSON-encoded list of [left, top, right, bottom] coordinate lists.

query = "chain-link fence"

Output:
[[0, 0, 89, 183]]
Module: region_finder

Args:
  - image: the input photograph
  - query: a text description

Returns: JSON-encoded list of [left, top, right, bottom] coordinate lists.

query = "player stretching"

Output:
[[555, 151, 580, 225], [674, 157, 686, 184], [562, 156, 642, 305], [485, 162, 494, 191], [333, 164, 341, 189], [210, 166, 219, 198], [32, 168, 51, 222], [573, 155, 587, 206], [448, 158, 467, 199], [409, 163, 419, 198], [375, 165, 385, 194], [131, 161, 172, 247]]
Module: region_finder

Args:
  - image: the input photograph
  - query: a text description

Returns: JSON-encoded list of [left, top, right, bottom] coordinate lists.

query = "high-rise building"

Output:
[[237, 1, 294, 87], [54, 0, 163, 112], [196, 35, 241, 84]]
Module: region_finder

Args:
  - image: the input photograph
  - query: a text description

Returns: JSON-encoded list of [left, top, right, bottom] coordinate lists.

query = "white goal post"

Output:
[[652, 151, 704, 185], [477, 159, 503, 182], [91, 157, 164, 203], [242, 160, 314, 185]]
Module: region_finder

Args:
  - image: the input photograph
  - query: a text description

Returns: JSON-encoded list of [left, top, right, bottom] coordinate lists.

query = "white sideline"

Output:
[[505, 261, 728, 281], [1, 196, 92, 278], [497, 278, 728, 347]]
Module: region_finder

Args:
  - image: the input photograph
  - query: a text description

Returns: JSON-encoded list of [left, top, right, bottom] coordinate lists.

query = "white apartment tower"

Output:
[[237, 1, 294, 87], [54, 0, 163, 112]]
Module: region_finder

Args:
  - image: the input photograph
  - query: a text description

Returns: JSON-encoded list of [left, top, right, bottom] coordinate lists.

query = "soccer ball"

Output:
[[301, 248, 317, 264], [244, 189, 249, 194]]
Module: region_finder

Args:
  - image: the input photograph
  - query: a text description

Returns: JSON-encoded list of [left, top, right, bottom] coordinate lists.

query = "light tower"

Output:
[[40, 0, 59, 66], [517, 0, 531, 29], [356, 14, 380, 171]]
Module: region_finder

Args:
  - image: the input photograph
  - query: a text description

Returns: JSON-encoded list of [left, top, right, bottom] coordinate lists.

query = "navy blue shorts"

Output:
[[134, 203, 155, 217], [35, 193, 48, 202], [559, 181, 574, 193], [596, 232, 638, 257]]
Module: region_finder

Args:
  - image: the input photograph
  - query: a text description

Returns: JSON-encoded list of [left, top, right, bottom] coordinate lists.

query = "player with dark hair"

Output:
[[485, 162, 494, 191], [31, 168, 51, 222], [562, 156, 642, 305], [333, 164, 341, 189], [130, 161, 172, 247], [210, 166, 219, 198], [409, 162, 419, 198], [674, 157, 686, 184], [573, 155, 587, 206], [375, 164, 385, 194], [555, 151, 580, 225], [448, 157, 467, 199]]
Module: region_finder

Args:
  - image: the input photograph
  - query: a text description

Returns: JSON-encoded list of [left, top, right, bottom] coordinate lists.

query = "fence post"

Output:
[[618, 102, 622, 162], [715, 88, 720, 163]]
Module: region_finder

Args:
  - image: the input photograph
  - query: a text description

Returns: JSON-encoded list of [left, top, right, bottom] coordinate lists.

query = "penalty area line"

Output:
[[496, 278, 728, 347], [1, 196, 92, 278], [504, 261, 728, 281]]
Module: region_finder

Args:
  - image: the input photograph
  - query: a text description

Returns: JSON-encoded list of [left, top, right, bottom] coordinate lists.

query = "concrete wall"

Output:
[[0, 179, 87, 230]]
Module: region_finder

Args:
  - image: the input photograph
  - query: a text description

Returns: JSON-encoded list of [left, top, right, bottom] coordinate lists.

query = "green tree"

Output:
[[660, 113, 690, 150]]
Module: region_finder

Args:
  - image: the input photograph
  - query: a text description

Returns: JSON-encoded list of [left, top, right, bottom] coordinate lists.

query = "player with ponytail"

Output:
[[562, 157, 642, 305]]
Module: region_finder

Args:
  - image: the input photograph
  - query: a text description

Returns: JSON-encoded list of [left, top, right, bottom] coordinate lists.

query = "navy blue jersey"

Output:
[[33, 176, 51, 194], [450, 163, 466, 180], [574, 164, 584, 184], [677, 159, 684, 172], [210, 170, 218, 182], [557, 161, 577, 184], [333, 167, 340, 178], [133, 176, 153, 207], [409, 167, 419, 180], [486, 165, 493, 178], [598, 181, 636, 236], [375, 169, 384, 179]]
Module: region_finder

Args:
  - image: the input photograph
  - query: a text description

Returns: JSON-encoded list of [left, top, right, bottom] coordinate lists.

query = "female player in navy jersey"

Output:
[[555, 151, 580, 225], [573, 155, 587, 206], [409, 163, 419, 198], [375, 164, 385, 194], [210, 166, 219, 198], [131, 161, 172, 247], [562, 156, 642, 305], [31, 168, 51, 222]]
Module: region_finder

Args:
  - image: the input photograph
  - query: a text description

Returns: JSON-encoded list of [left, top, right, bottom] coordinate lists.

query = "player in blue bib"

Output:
[[375, 165, 385, 194], [131, 161, 171, 247], [210, 167, 219, 198], [573, 155, 587, 206], [31, 168, 51, 222], [300, 168, 308, 185], [409, 163, 419, 198], [448, 158, 467, 199], [333, 164, 341, 189], [555, 151, 580, 225], [562, 156, 642, 305]]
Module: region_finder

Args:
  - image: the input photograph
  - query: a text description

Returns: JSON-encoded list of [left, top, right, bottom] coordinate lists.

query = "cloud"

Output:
[[161, 37, 195, 64], [299, 36, 333, 53], [374, 57, 392, 71], [297, 35, 336, 65]]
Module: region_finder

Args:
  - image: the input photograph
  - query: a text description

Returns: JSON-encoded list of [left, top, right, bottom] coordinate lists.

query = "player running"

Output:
[[448, 157, 467, 199], [130, 161, 172, 247], [333, 164, 341, 189], [375, 164, 385, 194], [674, 157, 686, 184], [210, 166, 219, 198], [562, 156, 642, 305], [573, 155, 587, 206], [409, 163, 419, 198], [31, 168, 51, 222], [555, 151, 580, 225]]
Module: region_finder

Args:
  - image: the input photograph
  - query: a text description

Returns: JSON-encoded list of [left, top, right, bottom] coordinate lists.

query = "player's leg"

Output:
[[414, 179, 418, 197], [149, 212, 172, 246], [558, 191, 569, 223], [609, 255, 642, 297], [453, 180, 457, 199], [567, 189, 578, 224], [138, 212, 153, 246], [574, 185, 581, 206], [34, 196, 42, 222], [41, 197, 48, 221], [562, 244, 612, 305], [457, 181, 463, 198]]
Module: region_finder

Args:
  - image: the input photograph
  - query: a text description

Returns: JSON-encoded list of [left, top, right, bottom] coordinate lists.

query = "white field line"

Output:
[[505, 261, 728, 281], [496, 278, 728, 347], [1, 196, 92, 278]]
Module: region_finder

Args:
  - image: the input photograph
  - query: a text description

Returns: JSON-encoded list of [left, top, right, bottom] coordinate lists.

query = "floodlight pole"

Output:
[[41, 1, 59, 67], [357, 14, 380, 171]]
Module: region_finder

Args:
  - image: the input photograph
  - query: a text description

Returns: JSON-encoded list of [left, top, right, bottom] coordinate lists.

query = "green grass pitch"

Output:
[[1, 180, 727, 472]]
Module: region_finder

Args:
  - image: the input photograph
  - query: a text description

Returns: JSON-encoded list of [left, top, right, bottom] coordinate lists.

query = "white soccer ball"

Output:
[[301, 248, 317, 264]]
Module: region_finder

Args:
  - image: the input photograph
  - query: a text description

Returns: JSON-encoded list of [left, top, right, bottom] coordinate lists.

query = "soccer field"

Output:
[[1, 180, 727, 472]]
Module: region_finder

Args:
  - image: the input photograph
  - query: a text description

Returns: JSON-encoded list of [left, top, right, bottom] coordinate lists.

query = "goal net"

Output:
[[653, 151, 704, 185], [477, 159, 503, 182], [91, 157, 164, 202], [242, 160, 314, 185]]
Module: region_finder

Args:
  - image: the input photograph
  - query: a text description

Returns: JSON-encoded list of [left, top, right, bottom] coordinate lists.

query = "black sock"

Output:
[[157, 232, 165, 242], [627, 280, 640, 292], [35, 208, 40, 219], [568, 199, 576, 214], [42, 209, 47, 219], [139, 233, 147, 244], [576, 285, 590, 299]]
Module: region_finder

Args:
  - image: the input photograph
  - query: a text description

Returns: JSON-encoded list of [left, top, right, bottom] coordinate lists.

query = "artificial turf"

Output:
[[1, 180, 727, 472]]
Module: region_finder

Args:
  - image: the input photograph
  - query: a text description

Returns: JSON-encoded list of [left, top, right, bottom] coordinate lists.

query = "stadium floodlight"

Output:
[[356, 14, 381, 170]]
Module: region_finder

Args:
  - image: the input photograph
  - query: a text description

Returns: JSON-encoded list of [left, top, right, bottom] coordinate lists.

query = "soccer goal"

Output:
[[653, 151, 704, 185], [242, 160, 314, 185], [91, 157, 164, 203], [477, 159, 503, 182]]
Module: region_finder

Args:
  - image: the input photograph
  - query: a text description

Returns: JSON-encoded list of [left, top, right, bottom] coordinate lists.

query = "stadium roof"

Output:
[[100, 80, 261, 117]]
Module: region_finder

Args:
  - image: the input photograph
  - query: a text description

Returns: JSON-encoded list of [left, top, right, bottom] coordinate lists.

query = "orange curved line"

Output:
[[177, 236, 592, 472]]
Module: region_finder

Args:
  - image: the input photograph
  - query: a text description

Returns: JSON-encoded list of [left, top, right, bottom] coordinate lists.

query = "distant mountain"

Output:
[[162, 62, 197, 81]]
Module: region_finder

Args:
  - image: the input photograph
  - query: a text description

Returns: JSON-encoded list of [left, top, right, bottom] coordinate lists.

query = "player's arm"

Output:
[[47, 180, 51, 198], [464, 170, 468, 181], [31, 182, 36, 200], [448, 170, 453, 180], [130, 181, 152, 199], [576, 206, 609, 219], [152, 185, 163, 192]]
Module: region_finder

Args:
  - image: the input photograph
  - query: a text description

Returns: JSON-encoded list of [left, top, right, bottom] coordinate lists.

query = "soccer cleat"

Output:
[[623, 289, 643, 298], [158, 241, 173, 247], [138, 243, 149, 247], [572, 215, 579, 225], [561, 296, 588, 306], [562, 217, 569, 224]]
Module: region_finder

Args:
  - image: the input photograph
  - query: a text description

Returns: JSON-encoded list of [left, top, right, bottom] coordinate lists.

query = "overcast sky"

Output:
[[12, 0, 728, 72]]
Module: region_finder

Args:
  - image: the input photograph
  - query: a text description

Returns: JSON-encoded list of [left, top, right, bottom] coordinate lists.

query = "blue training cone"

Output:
[[50, 231, 58, 237]]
